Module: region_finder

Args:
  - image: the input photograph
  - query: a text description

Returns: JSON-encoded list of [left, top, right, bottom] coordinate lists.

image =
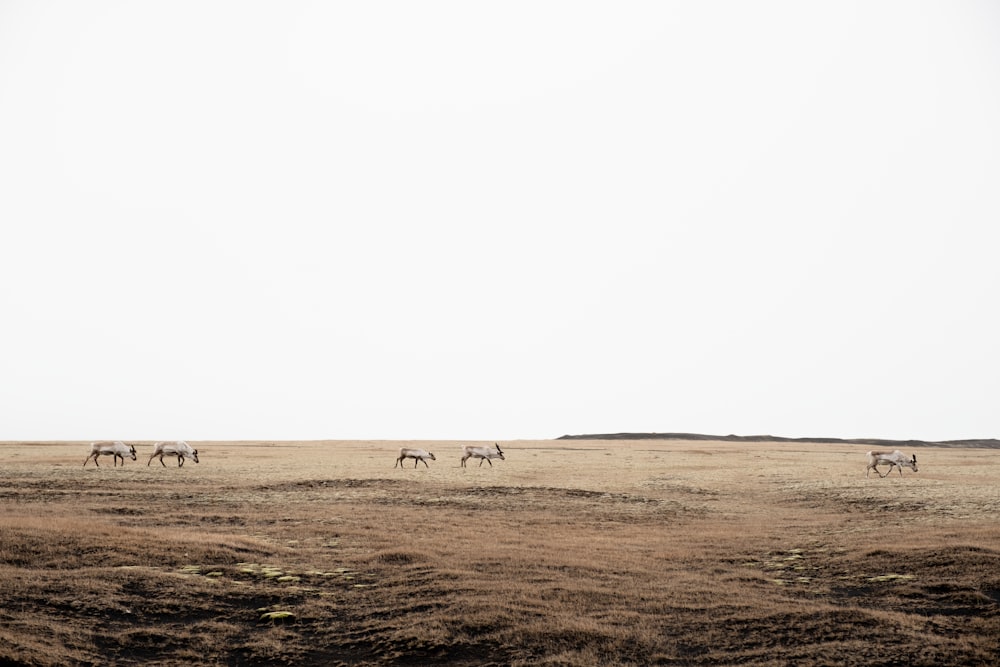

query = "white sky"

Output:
[[2, 1, 998, 442]]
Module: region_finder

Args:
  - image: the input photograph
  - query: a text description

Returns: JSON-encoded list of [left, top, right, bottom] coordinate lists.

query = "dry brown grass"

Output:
[[1, 439, 998, 665]]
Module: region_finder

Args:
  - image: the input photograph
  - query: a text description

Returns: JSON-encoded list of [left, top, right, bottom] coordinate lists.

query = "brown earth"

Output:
[[0, 439, 997, 666]]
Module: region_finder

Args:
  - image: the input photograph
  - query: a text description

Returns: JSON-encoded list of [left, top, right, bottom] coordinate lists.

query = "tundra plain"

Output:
[[1, 439, 998, 666]]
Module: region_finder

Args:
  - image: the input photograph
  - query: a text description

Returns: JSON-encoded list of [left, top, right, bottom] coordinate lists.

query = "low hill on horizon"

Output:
[[556, 432, 1000, 448]]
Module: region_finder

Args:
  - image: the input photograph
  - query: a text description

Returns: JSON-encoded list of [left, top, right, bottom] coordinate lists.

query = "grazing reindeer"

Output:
[[866, 450, 918, 478], [83, 441, 137, 467], [148, 441, 199, 467], [395, 448, 436, 468], [461, 443, 505, 468]]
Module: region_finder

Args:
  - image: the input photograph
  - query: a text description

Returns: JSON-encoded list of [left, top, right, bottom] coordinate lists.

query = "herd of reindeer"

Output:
[[80, 440, 918, 478], [79, 441, 505, 470], [82, 440, 199, 468]]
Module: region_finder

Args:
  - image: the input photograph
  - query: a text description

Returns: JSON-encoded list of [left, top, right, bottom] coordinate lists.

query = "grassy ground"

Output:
[[1, 439, 998, 666]]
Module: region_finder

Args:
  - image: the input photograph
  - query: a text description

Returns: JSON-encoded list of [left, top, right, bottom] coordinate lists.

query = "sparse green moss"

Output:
[[868, 573, 915, 583], [260, 611, 295, 623]]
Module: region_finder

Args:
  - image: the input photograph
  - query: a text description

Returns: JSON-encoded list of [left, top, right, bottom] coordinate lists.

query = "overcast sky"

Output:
[[2, 1, 998, 442]]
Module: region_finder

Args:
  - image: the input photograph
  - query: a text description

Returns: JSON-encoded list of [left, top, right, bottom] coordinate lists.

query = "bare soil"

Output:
[[1, 440, 997, 666]]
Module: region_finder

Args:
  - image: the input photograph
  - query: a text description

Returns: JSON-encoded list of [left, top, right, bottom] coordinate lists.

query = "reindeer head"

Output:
[[190, 449, 199, 463], [128, 445, 137, 460], [427, 452, 436, 460], [910, 454, 917, 472], [494, 443, 505, 460]]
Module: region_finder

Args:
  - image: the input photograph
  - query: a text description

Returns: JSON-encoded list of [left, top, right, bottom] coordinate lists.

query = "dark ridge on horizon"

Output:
[[556, 432, 1000, 448]]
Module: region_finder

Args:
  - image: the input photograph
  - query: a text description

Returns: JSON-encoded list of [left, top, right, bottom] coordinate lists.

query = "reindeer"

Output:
[[395, 448, 436, 468], [148, 441, 199, 467], [866, 450, 918, 478], [461, 443, 505, 468], [83, 441, 137, 467]]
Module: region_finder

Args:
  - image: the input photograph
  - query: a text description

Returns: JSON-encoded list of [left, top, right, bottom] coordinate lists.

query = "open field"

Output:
[[1, 439, 998, 666]]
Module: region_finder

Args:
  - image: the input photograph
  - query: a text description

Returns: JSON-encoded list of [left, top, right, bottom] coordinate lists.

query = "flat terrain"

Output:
[[1, 440, 998, 666]]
